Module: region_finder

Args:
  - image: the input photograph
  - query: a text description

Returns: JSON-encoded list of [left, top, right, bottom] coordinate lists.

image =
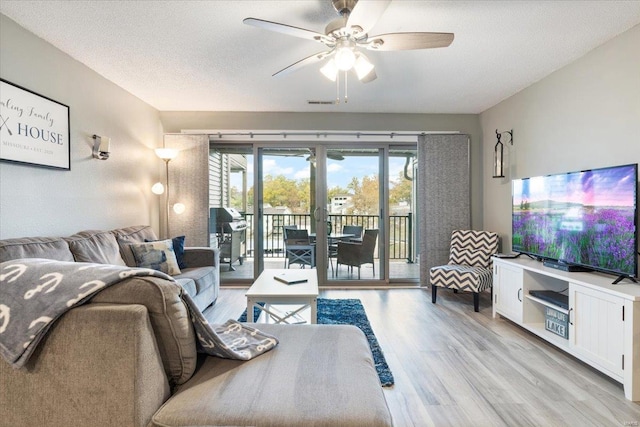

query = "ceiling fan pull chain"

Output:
[[344, 71, 348, 103], [336, 71, 340, 104]]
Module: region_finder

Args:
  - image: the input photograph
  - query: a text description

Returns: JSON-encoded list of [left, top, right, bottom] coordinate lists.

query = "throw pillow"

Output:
[[130, 239, 181, 275], [114, 225, 159, 267], [65, 230, 127, 266], [146, 236, 186, 269]]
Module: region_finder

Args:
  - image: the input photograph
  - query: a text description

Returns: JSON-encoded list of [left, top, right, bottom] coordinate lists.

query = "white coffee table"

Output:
[[246, 269, 319, 324]]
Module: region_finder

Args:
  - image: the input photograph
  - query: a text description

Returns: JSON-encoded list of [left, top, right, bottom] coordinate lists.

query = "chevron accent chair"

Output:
[[430, 229, 499, 312]]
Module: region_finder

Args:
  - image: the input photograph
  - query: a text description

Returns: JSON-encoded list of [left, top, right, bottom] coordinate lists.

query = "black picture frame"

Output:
[[0, 78, 70, 170]]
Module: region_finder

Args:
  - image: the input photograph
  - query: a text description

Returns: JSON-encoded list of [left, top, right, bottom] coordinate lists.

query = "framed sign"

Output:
[[0, 79, 70, 170]]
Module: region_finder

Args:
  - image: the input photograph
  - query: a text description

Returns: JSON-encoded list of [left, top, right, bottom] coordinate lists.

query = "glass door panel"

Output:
[[388, 147, 419, 281], [324, 147, 383, 283], [209, 145, 253, 282], [258, 147, 315, 273]]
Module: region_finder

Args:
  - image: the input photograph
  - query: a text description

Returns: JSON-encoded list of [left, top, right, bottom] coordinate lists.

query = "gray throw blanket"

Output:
[[0, 258, 278, 368]]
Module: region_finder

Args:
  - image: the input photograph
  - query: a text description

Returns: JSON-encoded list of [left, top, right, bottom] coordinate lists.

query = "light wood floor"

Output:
[[211, 287, 640, 426]]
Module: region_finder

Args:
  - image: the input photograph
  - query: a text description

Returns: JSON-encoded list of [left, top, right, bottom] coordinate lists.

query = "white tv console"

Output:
[[492, 257, 640, 401]]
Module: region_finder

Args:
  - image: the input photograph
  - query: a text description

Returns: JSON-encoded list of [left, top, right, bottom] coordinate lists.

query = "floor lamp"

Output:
[[152, 148, 179, 239]]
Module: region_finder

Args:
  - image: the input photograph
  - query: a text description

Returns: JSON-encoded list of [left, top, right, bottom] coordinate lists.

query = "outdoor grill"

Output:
[[210, 207, 247, 271]]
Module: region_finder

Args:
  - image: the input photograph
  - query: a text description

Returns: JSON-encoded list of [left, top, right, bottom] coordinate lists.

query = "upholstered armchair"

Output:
[[430, 229, 499, 312], [336, 229, 378, 279], [283, 227, 315, 269]]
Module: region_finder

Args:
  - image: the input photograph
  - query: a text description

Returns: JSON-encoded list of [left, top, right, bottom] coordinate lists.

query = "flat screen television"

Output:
[[512, 163, 638, 283]]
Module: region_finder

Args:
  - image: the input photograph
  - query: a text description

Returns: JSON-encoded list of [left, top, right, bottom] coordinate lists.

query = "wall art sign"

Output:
[[0, 79, 70, 170]]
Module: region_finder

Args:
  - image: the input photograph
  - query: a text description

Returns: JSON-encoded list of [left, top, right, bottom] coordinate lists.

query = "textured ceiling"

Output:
[[1, 1, 639, 114]]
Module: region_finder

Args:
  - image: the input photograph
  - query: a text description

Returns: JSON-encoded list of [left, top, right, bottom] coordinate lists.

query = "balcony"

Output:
[[214, 213, 418, 281]]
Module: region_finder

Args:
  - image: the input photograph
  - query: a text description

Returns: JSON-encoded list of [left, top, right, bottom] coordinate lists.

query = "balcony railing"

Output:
[[239, 213, 413, 261]]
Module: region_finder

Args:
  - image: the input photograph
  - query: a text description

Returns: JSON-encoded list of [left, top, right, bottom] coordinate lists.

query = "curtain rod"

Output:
[[176, 130, 460, 142]]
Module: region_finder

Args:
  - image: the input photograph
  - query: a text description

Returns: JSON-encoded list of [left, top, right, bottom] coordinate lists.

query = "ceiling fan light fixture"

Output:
[[320, 58, 338, 81], [334, 39, 356, 71], [354, 54, 374, 80]]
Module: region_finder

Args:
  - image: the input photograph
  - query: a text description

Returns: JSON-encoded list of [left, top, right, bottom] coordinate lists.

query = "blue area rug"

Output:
[[238, 298, 394, 387]]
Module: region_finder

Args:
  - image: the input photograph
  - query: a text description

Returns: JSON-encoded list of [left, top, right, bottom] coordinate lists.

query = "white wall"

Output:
[[480, 24, 640, 252], [0, 14, 163, 238]]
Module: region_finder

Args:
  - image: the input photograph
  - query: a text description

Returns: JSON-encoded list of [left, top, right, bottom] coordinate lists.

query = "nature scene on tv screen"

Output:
[[512, 165, 637, 275]]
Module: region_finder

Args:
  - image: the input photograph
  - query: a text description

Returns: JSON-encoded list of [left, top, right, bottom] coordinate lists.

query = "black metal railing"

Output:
[[241, 213, 413, 261]]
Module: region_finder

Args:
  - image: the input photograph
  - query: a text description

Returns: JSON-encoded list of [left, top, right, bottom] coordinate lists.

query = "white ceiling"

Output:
[[2, 1, 639, 114]]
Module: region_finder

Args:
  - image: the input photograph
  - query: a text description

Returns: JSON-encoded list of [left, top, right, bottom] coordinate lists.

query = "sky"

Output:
[[512, 164, 637, 207], [231, 154, 410, 191]]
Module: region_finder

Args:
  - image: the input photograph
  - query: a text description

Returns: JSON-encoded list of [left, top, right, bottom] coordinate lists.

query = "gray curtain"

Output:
[[418, 134, 471, 286], [165, 134, 209, 247]]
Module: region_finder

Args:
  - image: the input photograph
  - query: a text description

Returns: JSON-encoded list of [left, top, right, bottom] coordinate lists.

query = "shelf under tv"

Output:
[[492, 257, 640, 402]]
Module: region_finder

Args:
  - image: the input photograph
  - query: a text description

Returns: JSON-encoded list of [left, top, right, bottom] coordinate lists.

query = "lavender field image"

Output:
[[512, 164, 638, 276]]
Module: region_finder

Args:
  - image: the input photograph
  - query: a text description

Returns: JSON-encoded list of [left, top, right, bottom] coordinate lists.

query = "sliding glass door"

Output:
[[210, 140, 418, 285]]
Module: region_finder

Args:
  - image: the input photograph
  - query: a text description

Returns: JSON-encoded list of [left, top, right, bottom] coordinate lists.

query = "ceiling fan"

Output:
[[243, 0, 454, 85]]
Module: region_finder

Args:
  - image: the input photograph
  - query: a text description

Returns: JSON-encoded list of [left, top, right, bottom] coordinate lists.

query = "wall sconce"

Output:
[[493, 129, 513, 178], [92, 135, 111, 160]]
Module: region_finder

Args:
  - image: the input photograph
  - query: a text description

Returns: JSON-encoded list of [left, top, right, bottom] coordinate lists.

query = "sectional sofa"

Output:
[[0, 225, 392, 426]]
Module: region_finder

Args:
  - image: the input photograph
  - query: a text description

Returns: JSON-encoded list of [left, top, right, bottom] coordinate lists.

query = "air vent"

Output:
[[307, 100, 336, 105]]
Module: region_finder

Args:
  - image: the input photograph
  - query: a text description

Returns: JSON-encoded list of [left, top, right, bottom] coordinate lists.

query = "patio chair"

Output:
[[342, 225, 363, 242], [282, 225, 298, 268], [284, 227, 316, 269], [336, 229, 378, 279], [328, 225, 363, 276], [430, 229, 499, 312]]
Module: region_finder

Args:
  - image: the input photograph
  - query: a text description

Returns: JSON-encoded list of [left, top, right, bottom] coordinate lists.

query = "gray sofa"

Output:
[[0, 225, 219, 316], [0, 226, 393, 427]]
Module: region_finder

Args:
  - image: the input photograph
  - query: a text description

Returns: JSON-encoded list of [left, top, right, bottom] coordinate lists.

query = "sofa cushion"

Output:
[[152, 324, 392, 427], [65, 230, 126, 265], [90, 276, 197, 386], [173, 267, 217, 312], [113, 225, 159, 242], [113, 225, 159, 266], [174, 278, 197, 299], [0, 236, 75, 262], [130, 239, 182, 275]]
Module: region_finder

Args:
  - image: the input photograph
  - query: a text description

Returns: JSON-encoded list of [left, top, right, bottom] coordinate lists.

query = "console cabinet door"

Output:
[[493, 262, 524, 323], [569, 284, 624, 379]]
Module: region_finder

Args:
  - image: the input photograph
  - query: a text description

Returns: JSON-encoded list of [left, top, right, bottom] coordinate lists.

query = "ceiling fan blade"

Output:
[[272, 51, 332, 77], [346, 0, 391, 35], [243, 18, 330, 43], [366, 32, 454, 51]]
